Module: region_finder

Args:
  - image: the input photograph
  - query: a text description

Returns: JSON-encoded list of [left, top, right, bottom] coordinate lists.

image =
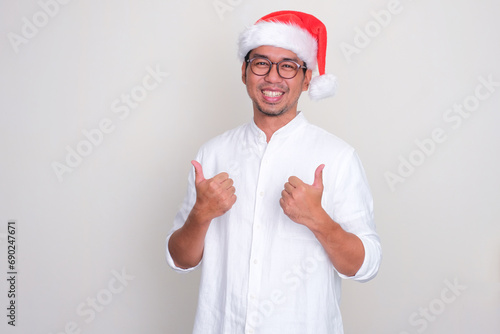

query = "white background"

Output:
[[1, 0, 499, 333]]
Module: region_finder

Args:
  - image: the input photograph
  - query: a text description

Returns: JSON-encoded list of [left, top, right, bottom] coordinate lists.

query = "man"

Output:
[[166, 10, 381, 334]]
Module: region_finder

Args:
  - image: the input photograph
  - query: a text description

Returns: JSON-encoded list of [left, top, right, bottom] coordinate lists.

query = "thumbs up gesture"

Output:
[[191, 160, 237, 222], [280, 164, 325, 226]]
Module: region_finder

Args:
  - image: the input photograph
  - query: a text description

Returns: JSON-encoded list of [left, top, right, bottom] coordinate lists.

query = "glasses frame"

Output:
[[246, 57, 307, 79]]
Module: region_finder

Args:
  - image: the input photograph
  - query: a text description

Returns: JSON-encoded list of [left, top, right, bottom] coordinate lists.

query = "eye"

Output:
[[253, 58, 270, 67], [280, 62, 298, 71]]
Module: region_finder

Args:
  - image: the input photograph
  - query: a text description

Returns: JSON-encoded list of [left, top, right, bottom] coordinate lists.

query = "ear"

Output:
[[241, 62, 247, 85], [302, 69, 312, 92]]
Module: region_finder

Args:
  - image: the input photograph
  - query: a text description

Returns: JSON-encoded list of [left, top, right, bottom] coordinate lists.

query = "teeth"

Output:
[[262, 90, 284, 97]]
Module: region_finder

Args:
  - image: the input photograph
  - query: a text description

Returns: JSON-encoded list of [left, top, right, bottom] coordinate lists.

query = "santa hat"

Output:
[[238, 10, 337, 100]]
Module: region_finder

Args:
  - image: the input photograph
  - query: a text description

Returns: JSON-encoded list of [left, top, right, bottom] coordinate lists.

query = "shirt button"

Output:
[[253, 259, 258, 265], [259, 191, 264, 197]]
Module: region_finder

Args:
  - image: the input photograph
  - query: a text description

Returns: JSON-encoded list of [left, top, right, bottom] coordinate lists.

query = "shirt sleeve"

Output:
[[165, 155, 202, 273], [330, 149, 382, 282]]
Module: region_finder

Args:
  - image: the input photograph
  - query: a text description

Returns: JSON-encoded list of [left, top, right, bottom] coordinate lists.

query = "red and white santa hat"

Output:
[[238, 10, 337, 100]]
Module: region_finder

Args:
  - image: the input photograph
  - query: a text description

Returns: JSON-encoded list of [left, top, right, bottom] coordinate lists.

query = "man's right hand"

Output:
[[168, 160, 236, 269], [191, 160, 237, 223]]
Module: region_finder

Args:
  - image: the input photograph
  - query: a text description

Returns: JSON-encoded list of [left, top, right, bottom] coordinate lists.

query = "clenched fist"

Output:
[[191, 160, 237, 222], [280, 164, 325, 227]]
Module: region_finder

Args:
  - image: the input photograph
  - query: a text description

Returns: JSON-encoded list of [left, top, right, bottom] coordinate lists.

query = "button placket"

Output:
[[245, 141, 271, 332]]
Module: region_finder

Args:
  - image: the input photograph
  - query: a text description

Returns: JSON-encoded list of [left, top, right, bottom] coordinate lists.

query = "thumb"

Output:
[[312, 164, 325, 189], [191, 160, 205, 184]]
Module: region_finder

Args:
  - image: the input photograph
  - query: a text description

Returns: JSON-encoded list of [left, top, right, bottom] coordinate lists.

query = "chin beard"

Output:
[[255, 95, 301, 117], [256, 103, 287, 117]]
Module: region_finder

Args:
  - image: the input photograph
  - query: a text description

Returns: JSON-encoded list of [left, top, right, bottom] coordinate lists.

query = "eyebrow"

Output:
[[251, 53, 300, 63]]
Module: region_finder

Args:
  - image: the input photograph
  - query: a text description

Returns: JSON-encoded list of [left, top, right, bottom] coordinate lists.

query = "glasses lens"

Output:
[[250, 58, 271, 76], [278, 61, 299, 79], [249, 58, 301, 79]]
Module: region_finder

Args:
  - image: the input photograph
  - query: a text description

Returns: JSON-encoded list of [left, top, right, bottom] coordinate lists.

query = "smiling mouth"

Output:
[[262, 90, 284, 98]]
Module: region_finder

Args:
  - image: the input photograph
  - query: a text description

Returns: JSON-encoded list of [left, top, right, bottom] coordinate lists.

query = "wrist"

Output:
[[307, 208, 337, 237], [189, 203, 213, 227]]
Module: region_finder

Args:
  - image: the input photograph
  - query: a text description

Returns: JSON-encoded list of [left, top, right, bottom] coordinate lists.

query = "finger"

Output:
[[224, 193, 237, 210], [284, 182, 294, 194], [213, 172, 229, 183], [287, 176, 301, 187], [312, 164, 325, 189], [222, 184, 236, 196], [220, 178, 234, 190], [191, 160, 205, 184], [281, 189, 291, 200]]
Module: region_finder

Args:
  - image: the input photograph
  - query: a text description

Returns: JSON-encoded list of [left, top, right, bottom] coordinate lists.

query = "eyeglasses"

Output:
[[246, 57, 307, 79]]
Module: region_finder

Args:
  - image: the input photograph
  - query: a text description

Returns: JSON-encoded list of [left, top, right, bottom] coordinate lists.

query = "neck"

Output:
[[253, 107, 298, 142]]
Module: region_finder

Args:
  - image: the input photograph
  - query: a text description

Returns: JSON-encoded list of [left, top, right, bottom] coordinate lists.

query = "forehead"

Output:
[[249, 45, 301, 62]]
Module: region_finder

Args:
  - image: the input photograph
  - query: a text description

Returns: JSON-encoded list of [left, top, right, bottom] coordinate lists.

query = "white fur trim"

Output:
[[238, 21, 318, 69], [308, 74, 337, 100]]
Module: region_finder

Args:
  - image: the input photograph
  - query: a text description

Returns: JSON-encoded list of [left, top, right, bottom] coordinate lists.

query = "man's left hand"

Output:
[[280, 164, 325, 226]]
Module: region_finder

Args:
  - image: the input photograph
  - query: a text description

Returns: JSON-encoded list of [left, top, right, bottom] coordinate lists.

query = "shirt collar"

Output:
[[249, 111, 308, 142]]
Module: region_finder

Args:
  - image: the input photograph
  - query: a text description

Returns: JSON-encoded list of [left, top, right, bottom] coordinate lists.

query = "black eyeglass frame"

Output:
[[246, 57, 307, 79]]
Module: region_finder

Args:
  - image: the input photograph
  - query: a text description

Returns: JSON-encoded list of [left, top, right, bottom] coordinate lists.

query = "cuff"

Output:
[[338, 235, 381, 282]]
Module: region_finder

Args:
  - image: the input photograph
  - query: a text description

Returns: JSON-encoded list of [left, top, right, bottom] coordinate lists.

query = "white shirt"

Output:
[[166, 112, 381, 334]]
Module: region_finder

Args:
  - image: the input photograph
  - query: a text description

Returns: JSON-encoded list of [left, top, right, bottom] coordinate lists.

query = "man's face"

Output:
[[242, 45, 312, 118]]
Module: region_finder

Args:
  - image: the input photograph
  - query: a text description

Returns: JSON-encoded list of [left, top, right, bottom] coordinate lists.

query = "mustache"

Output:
[[258, 84, 288, 92]]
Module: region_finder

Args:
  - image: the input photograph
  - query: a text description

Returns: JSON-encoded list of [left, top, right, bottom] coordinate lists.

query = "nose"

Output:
[[264, 63, 282, 83]]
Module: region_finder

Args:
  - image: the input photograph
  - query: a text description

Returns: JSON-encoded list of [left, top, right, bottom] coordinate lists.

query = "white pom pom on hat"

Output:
[[238, 10, 337, 101]]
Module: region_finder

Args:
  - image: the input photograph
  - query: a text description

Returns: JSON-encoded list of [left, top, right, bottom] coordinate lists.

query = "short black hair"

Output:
[[244, 51, 251, 70]]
